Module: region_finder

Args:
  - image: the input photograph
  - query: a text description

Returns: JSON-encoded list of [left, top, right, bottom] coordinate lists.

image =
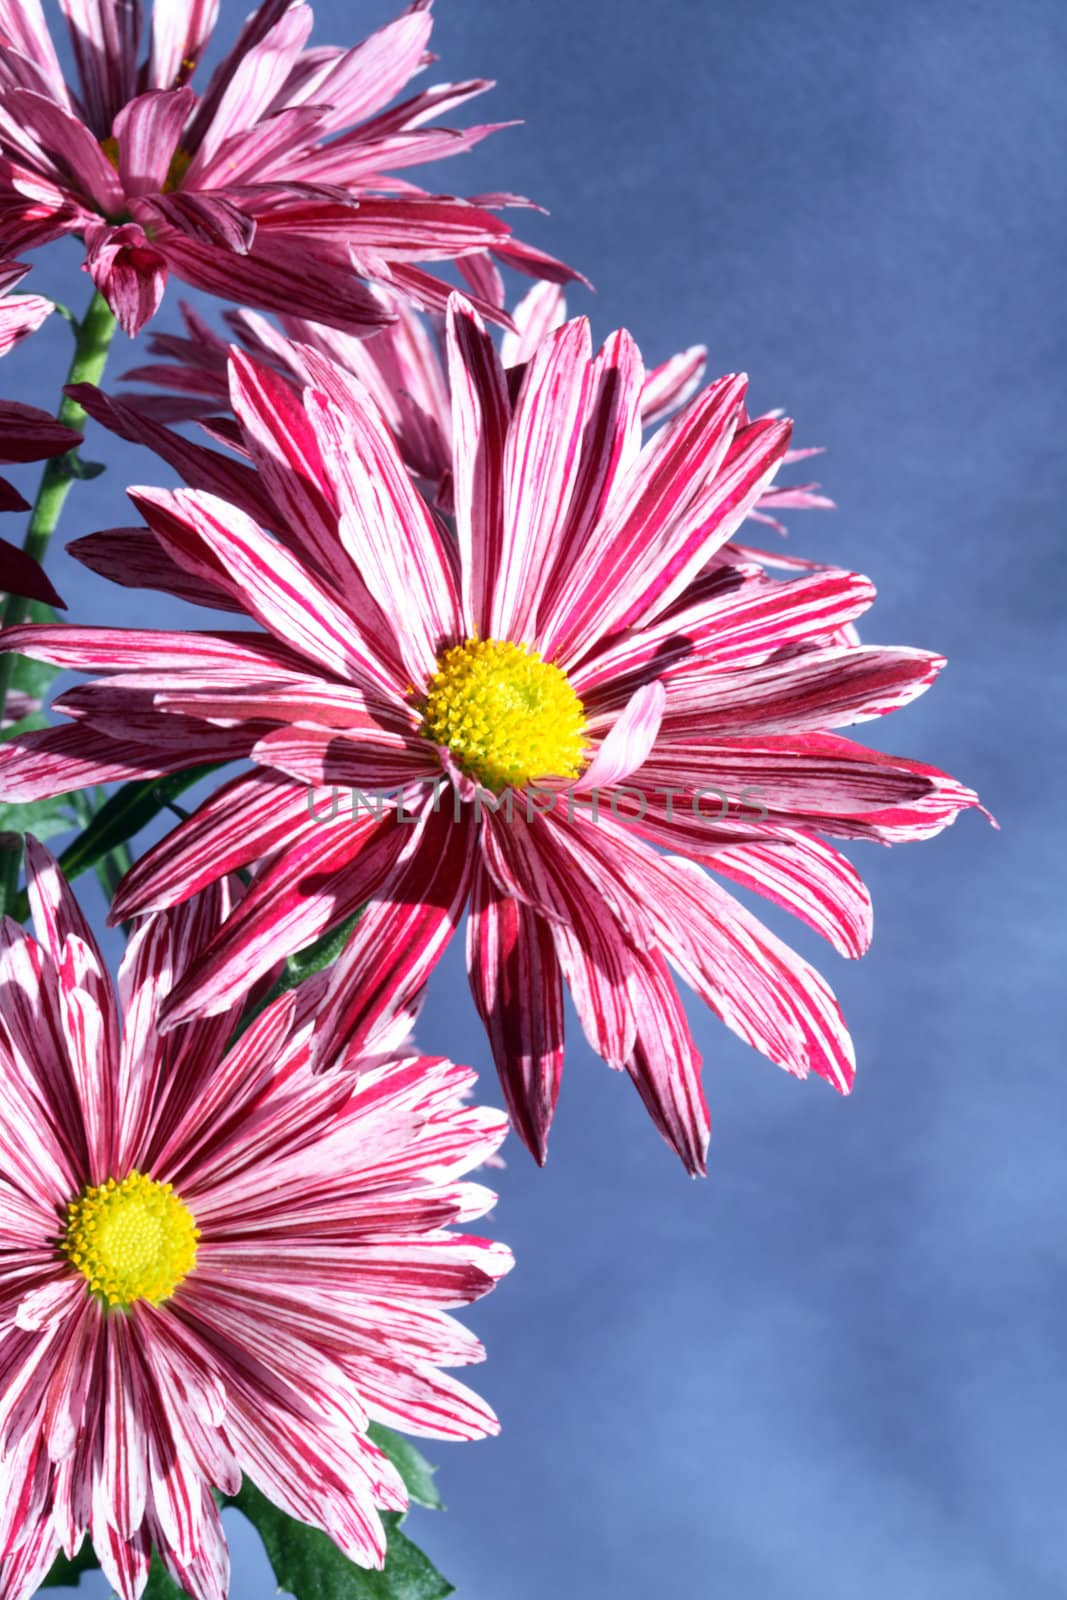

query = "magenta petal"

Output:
[[0, 536, 65, 608], [111, 88, 194, 196], [83, 221, 168, 337]]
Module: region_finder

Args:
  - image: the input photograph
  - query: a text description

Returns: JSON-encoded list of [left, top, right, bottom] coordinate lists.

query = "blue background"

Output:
[[7, 0, 1063, 1596]]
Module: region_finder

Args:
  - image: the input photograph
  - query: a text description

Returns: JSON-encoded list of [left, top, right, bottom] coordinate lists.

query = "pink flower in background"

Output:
[[0, 260, 79, 606], [0, 303, 982, 1172], [118, 282, 833, 532], [0, 838, 511, 1600], [0, 0, 577, 335]]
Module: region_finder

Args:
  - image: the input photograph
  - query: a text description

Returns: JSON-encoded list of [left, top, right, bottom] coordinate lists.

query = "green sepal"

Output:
[[66, 457, 106, 480]]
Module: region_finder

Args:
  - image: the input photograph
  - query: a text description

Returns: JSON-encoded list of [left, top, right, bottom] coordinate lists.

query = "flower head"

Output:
[[0, 302, 984, 1172], [0, 838, 511, 1600], [0, 0, 578, 334]]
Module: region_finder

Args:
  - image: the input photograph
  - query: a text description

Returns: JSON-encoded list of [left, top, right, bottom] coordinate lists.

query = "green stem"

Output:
[[0, 286, 118, 723]]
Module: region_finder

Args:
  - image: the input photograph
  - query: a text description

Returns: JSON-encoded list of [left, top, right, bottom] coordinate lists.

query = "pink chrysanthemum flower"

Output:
[[0, 301, 983, 1172], [0, 260, 79, 605], [0, 837, 511, 1600], [116, 282, 832, 533], [0, 0, 576, 335]]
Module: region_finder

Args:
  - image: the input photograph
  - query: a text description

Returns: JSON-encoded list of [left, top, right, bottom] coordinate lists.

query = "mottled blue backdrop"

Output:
[[14, 0, 1063, 1596]]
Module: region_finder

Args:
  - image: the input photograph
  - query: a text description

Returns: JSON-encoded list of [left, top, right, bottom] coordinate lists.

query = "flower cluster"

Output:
[[0, 0, 576, 335], [0, 4, 984, 1598]]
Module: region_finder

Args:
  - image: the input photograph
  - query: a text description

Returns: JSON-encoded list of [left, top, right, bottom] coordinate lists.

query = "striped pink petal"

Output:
[[304, 376, 461, 686], [624, 950, 709, 1176], [467, 860, 565, 1165], [111, 89, 194, 196], [311, 805, 475, 1071], [447, 296, 510, 637]]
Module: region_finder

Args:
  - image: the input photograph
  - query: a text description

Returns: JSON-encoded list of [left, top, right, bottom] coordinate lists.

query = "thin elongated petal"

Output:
[[657, 645, 945, 736], [109, 772, 315, 921], [307, 382, 460, 684], [311, 804, 474, 1071], [578, 681, 665, 790], [160, 809, 405, 1022], [131, 485, 403, 701], [537, 372, 745, 656], [625, 950, 709, 1176], [192, 4, 312, 174], [491, 317, 595, 641], [111, 88, 193, 196], [0, 0, 70, 106], [148, 0, 218, 92], [0, 537, 65, 608], [640, 344, 707, 427], [467, 862, 564, 1164], [225, 348, 346, 587], [593, 823, 856, 1092], [68, 527, 245, 613], [2, 88, 124, 210], [58, 0, 141, 134], [710, 834, 873, 959], [447, 296, 509, 636]]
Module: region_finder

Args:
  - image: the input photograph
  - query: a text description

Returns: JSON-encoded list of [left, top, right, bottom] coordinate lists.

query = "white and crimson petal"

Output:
[[0, 844, 511, 1600]]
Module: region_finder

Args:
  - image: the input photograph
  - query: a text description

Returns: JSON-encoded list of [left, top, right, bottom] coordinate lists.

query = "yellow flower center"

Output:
[[99, 137, 191, 193], [420, 638, 587, 792], [62, 1170, 199, 1310]]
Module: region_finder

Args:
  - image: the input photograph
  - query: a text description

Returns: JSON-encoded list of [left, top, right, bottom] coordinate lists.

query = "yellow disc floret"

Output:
[[62, 1170, 199, 1310], [420, 638, 587, 792]]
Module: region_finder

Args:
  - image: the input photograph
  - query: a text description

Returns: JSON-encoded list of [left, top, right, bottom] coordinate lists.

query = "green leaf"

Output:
[[234, 1480, 454, 1600], [39, 1540, 100, 1588], [53, 765, 224, 884], [0, 796, 82, 915], [0, 795, 79, 843], [367, 1424, 444, 1511]]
